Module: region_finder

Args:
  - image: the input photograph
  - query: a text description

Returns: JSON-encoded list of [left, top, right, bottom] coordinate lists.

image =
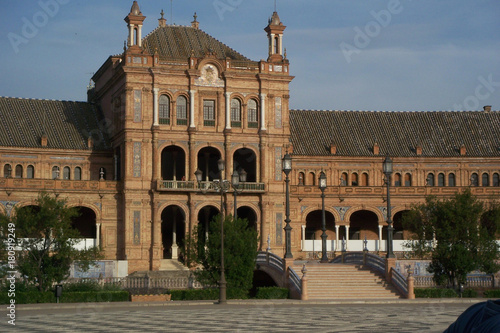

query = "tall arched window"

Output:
[[340, 172, 348, 186], [404, 173, 412, 187], [27, 165, 34, 179], [248, 99, 258, 128], [493, 173, 499, 187], [52, 166, 60, 179], [159, 95, 170, 124], [351, 173, 359, 186], [63, 166, 71, 180], [361, 173, 369, 186], [230, 98, 241, 127], [298, 172, 305, 185], [427, 173, 435, 186], [394, 173, 402, 187], [482, 173, 490, 187], [15, 165, 23, 178], [470, 173, 479, 187], [176, 96, 187, 125], [74, 167, 82, 181], [438, 173, 445, 187], [308, 172, 316, 186], [448, 173, 456, 187], [4, 164, 12, 178]]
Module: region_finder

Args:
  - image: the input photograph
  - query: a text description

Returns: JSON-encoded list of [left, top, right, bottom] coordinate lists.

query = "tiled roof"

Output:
[[290, 110, 500, 157], [0, 97, 111, 151], [142, 25, 253, 62]]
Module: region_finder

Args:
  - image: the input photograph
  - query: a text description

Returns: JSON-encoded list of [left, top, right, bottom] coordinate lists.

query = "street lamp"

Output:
[[383, 155, 395, 258], [232, 169, 247, 219], [319, 171, 328, 263], [194, 158, 230, 304], [282, 151, 293, 259]]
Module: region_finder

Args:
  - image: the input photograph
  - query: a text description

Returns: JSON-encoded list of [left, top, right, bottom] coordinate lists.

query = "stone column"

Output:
[[335, 224, 340, 251], [301, 225, 306, 251], [171, 207, 178, 260], [225, 92, 232, 130], [345, 225, 350, 251], [378, 224, 383, 252], [260, 94, 266, 131], [153, 88, 159, 126], [137, 25, 142, 47], [189, 90, 196, 128], [96, 223, 101, 248], [128, 24, 134, 46]]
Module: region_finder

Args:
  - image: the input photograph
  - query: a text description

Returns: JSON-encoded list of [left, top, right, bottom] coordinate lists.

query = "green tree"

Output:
[[0, 192, 101, 291], [402, 189, 500, 288], [188, 215, 259, 294]]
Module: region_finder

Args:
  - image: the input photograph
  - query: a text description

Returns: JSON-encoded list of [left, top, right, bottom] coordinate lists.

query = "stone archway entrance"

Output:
[[161, 205, 186, 261]]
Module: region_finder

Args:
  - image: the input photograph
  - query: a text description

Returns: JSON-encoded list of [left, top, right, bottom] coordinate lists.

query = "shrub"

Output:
[[461, 289, 478, 298], [415, 288, 458, 298], [483, 289, 500, 298], [0, 290, 129, 304], [169, 288, 248, 300], [255, 287, 289, 299]]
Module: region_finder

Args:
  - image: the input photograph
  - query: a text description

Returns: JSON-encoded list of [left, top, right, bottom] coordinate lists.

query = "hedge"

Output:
[[415, 288, 477, 298], [255, 287, 289, 299], [170, 288, 249, 301], [483, 290, 500, 298], [0, 291, 129, 304]]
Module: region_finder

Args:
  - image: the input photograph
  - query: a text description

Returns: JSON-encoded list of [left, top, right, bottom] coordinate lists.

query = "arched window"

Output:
[[448, 173, 456, 187], [308, 172, 316, 186], [15, 165, 23, 178], [52, 166, 60, 179], [99, 167, 106, 180], [27, 165, 34, 179], [493, 173, 499, 187], [404, 173, 412, 187], [427, 173, 435, 186], [482, 173, 490, 187], [470, 173, 479, 187], [176, 96, 187, 125], [248, 99, 258, 128], [438, 173, 445, 187], [351, 172, 358, 186], [4, 164, 12, 178], [361, 173, 369, 186], [230, 98, 241, 127], [203, 100, 215, 126], [340, 173, 348, 186], [394, 173, 401, 187], [298, 172, 305, 186], [63, 166, 70, 180], [274, 36, 279, 54], [74, 167, 82, 181], [159, 95, 170, 124]]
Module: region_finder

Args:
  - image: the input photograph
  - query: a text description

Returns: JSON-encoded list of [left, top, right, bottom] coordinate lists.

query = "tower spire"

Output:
[[264, 10, 286, 62]]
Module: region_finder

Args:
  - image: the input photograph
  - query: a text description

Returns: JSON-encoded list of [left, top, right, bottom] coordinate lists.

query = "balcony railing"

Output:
[[158, 180, 265, 192], [0, 178, 120, 191]]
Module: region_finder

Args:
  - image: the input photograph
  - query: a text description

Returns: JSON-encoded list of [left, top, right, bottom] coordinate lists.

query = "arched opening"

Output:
[[196, 205, 220, 250], [360, 173, 369, 186], [74, 167, 81, 181], [236, 206, 257, 230], [63, 166, 70, 180], [52, 166, 60, 179], [307, 172, 315, 186], [349, 210, 378, 240], [305, 210, 335, 240], [250, 270, 278, 297], [394, 173, 402, 187], [470, 173, 479, 186], [161, 205, 186, 261], [448, 173, 456, 187], [71, 207, 97, 238], [230, 98, 241, 127], [247, 99, 258, 128], [161, 146, 186, 181], [298, 172, 305, 185], [27, 165, 34, 179], [482, 173, 490, 187], [4, 164, 12, 178], [176, 95, 188, 125], [197, 147, 222, 181], [438, 173, 445, 187], [351, 173, 359, 186], [427, 173, 435, 186], [404, 173, 412, 187], [392, 211, 409, 240], [15, 165, 23, 178], [233, 148, 257, 182], [340, 172, 347, 186], [159, 95, 170, 124]]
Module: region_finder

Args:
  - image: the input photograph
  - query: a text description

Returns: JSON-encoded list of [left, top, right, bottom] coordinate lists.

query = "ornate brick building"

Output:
[[0, 2, 499, 275]]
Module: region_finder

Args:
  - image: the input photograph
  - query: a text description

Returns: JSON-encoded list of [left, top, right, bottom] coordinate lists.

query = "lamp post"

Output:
[[194, 158, 230, 304], [319, 171, 328, 263], [383, 155, 395, 258], [282, 151, 293, 259], [231, 169, 247, 219]]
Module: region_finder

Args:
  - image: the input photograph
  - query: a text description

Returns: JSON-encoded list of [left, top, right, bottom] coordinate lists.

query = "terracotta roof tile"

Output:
[[0, 97, 111, 151], [290, 110, 500, 157]]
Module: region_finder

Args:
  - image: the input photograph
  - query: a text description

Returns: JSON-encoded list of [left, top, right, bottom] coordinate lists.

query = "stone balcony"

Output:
[[0, 178, 120, 193], [157, 180, 265, 193], [291, 185, 500, 198]]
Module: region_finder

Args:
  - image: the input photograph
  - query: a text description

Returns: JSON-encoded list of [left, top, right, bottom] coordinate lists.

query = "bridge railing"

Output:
[[365, 253, 386, 275], [288, 267, 302, 295], [391, 267, 408, 298], [256, 251, 285, 274]]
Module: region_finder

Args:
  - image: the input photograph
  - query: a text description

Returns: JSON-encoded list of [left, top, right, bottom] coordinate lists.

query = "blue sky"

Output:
[[1, 0, 499, 111]]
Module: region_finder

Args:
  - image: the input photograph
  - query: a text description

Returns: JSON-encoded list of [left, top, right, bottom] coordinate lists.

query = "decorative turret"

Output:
[[264, 11, 286, 62], [158, 9, 167, 28], [125, 1, 146, 48], [191, 12, 199, 29]]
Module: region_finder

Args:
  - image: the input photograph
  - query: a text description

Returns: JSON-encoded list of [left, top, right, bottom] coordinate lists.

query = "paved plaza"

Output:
[[6, 299, 482, 332]]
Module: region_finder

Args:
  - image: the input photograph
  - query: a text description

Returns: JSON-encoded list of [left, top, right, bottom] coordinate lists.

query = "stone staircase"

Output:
[[296, 262, 402, 299]]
